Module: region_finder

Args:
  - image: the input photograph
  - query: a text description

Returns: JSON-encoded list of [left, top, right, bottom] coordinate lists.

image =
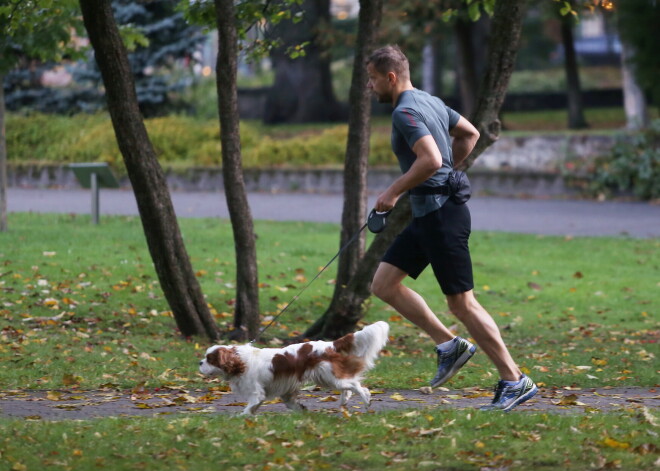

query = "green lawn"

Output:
[[0, 213, 658, 470]]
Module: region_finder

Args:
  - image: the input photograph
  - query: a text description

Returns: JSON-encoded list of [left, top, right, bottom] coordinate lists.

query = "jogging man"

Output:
[[367, 45, 537, 411]]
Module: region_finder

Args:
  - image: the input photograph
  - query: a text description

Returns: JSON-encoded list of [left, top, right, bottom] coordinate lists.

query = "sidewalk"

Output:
[[8, 188, 660, 238], [1, 387, 658, 420]]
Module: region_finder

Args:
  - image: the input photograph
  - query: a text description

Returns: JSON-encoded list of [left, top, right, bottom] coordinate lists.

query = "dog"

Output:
[[199, 321, 389, 415]]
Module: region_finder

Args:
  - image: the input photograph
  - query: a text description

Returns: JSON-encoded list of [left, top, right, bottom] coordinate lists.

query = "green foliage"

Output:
[[591, 120, 660, 200], [4, 112, 397, 170], [0, 0, 84, 72], [182, 0, 306, 62]]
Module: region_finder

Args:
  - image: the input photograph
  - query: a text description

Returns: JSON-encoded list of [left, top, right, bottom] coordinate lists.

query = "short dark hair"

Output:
[[367, 45, 410, 80]]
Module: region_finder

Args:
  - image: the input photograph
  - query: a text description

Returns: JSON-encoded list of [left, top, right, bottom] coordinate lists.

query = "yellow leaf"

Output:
[[46, 391, 63, 401], [602, 437, 630, 449], [389, 393, 406, 401], [557, 394, 579, 406], [319, 396, 338, 402], [72, 449, 83, 457]]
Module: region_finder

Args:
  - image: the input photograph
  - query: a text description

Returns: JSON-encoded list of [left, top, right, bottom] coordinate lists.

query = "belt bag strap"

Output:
[[409, 185, 450, 196]]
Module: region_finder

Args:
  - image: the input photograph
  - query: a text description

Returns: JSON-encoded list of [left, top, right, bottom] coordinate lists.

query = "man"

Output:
[[367, 45, 537, 411]]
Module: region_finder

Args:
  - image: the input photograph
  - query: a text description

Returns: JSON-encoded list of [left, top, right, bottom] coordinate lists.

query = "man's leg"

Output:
[[446, 290, 520, 382], [372, 262, 455, 344]]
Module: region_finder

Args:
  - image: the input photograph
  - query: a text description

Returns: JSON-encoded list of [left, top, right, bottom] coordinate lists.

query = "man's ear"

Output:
[[387, 71, 396, 84]]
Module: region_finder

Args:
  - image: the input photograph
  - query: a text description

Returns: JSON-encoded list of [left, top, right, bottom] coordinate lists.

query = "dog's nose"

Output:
[[199, 360, 203, 366]]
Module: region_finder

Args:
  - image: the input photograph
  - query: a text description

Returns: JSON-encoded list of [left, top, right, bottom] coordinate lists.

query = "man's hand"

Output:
[[375, 188, 399, 212]]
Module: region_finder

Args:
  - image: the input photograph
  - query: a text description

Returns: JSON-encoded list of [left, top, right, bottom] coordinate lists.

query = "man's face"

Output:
[[367, 63, 393, 104]]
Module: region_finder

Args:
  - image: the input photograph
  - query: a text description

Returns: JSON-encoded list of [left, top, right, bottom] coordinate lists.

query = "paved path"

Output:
[[1, 387, 658, 420], [8, 188, 660, 238]]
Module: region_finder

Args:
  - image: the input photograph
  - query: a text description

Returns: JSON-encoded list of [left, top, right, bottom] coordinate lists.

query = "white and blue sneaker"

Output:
[[430, 337, 476, 387], [481, 374, 538, 412]]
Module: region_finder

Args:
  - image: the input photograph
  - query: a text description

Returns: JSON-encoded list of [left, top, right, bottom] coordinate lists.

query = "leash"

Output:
[[249, 221, 368, 344]]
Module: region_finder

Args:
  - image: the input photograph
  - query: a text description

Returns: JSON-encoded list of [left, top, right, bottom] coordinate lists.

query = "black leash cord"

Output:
[[250, 222, 368, 344]]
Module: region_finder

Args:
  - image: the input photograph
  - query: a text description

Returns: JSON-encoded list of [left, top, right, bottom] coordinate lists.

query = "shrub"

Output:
[[590, 120, 660, 200], [5, 112, 396, 171]]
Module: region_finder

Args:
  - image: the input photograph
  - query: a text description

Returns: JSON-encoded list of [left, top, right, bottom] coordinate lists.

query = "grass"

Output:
[[1, 410, 657, 470], [0, 213, 658, 470], [0, 213, 658, 391]]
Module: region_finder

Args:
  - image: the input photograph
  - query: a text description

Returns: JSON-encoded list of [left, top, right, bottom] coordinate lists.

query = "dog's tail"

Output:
[[349, 321, 389, 369]]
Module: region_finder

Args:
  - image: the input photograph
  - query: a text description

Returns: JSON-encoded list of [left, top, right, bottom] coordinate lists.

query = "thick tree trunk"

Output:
[[263, 0, 346, 124], [79, 0, 218, 341], [303, 0, 383, 340], [307, 0, 528, 339], [560, 11, 588, 129], [0, 75, 7, 232], [214, 0, 260, 341]]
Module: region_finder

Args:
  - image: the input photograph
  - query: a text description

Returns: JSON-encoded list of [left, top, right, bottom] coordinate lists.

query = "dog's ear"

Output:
[[208, 347, 246, 376]]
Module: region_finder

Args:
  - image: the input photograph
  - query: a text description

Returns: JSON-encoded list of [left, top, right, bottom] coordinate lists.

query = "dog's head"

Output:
[[199, 345, 246, 378]]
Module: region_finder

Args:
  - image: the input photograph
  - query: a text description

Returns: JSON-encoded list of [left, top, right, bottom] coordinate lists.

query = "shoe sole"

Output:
[[430, 345, 476, 388], [502, 383, 539, 412]]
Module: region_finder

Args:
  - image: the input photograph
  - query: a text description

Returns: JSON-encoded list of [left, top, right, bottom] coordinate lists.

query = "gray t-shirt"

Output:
[[391, 89, 461, 217]]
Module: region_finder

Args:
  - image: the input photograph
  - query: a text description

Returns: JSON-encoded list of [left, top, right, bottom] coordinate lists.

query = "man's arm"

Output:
[[450, 116, 480, 169], [374, 134, 442, 212]]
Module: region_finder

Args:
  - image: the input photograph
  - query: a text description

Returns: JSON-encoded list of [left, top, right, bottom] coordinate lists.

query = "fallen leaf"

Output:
[[601, 437, 630, 449]]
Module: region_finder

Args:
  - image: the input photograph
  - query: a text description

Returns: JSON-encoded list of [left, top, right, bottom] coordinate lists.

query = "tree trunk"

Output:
[[263, 0, 346, 124], [461, 0, 528, 170], [305, 196, 411, 339], [214, 0, 260, 341], [560, 10, 588, 129], [303, 0, 383, 340], [0, 74, 7, 232], [79, 0, 218, 341], [620, 40, 649, 130], [307, 0, 528, 339], [454, 18, 479, 117]]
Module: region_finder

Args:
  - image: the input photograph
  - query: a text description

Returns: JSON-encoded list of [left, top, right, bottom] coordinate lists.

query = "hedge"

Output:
[[5, 112, 396, 173]]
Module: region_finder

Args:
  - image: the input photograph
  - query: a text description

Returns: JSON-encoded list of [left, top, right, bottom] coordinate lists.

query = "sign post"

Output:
[[68, 163, 119, 224]]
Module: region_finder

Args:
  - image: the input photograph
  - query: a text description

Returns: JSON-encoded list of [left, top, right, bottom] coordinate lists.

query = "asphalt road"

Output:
[[7, 188, 660, 238]]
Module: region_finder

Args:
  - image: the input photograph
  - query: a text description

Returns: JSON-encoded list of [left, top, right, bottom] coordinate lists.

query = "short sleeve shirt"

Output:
[[391, 89, 461, 217]]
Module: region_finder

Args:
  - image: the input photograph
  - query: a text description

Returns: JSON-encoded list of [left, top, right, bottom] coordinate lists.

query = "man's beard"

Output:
[[375, 91, 392, 104]]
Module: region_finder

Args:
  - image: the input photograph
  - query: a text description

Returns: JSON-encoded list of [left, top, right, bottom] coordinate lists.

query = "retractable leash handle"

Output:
[[367, 208, 392, 234]]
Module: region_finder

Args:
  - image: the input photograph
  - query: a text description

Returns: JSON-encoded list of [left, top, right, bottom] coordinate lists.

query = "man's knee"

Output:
[[370, 276, 391, 301], [446, 291, 476, 319]]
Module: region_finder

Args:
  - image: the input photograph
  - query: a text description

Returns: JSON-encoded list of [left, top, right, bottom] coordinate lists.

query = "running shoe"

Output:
[[480, 374, 538, 412], [430, 337, 476, 387]]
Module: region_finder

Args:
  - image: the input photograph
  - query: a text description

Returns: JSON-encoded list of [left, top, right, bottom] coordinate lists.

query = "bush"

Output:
[[5, 112, 396, 171], [591, 120, 660, 200]]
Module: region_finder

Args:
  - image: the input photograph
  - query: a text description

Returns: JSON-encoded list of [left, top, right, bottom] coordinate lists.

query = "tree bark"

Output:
[[214, 0, 260, 341], [263, 0, 346, 124], [307, 0, 528, 339], [303, 0, 383, 340], [79, 0, 218, 341], [560, 10, 588, 130], [0, 74, 7, 232]]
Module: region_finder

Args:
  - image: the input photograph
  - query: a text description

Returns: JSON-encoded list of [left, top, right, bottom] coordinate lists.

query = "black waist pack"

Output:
[[447, 170, 471, 204]]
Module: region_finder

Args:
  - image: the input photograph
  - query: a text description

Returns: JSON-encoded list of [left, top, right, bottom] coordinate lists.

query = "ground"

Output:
[[1, 386, 658, 420]]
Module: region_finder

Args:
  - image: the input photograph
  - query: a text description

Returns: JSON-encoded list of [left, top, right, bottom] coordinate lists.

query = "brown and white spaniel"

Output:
[[199, 321, 389, 415]]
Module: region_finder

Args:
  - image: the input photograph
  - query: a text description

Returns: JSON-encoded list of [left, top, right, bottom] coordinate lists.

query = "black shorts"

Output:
[[382, 199, 474, 295]]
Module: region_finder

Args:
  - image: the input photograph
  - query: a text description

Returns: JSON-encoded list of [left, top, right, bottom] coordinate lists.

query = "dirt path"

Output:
[[1, 386, 658, 420]]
